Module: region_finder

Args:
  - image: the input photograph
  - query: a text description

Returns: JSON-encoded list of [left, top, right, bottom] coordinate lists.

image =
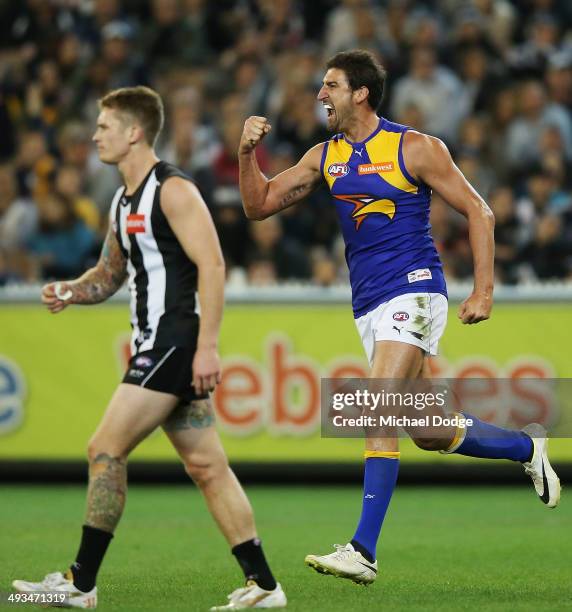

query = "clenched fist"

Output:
[[42, 281, 74, 314], [239, 116, 272, 154]]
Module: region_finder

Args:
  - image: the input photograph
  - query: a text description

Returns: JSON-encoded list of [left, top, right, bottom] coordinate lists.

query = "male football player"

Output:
[[238, 49, 560, 586], [13, 86, 286, 610]]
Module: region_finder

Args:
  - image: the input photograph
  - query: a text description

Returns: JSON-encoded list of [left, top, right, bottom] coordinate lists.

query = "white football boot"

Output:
[[12, 571, 97, 608], [522, 423, 561, 508], [210, 580, 287, 610], [305, 543, 377, 585]]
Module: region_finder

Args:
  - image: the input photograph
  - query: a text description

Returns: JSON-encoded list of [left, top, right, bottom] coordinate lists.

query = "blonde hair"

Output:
[[99, 86, 164, 146]]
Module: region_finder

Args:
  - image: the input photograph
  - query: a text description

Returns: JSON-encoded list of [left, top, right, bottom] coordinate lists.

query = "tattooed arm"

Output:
[[238, 117, 324, 220], [41, 225, 127, 313]]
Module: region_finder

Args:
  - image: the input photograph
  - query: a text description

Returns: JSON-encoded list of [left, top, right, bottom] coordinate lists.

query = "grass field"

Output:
[[1, 485, 570, 611]]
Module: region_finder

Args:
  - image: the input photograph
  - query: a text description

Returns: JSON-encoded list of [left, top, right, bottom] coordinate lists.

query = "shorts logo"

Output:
[[407, 268, 432, 283], [128, 368, 145, 378], [393, 312, 409, 321], [328, 163, 349, 178], [358, 162, 394, 175], [126, 214, 146, 234], [135, 356, 154, 368]]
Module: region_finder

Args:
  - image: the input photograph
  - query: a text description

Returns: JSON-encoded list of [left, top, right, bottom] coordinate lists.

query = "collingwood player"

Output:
[[13, 87, 286, 610]]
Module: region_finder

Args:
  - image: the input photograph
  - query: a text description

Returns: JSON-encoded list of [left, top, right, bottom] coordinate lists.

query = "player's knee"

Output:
[[412, 436, 449, 452], [87, 438, 129, 464], [183, 453, 228, 488]]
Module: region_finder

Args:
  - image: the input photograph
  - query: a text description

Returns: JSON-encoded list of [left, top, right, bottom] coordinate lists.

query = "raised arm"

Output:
[[403, 131, 495, 324], [160, 177, 224, 394], [238, 116, 324, 220], [41, 225, 127, 313]]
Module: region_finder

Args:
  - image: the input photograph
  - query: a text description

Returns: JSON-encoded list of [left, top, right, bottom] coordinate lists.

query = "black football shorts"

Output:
[[122, 345, 207, 401]]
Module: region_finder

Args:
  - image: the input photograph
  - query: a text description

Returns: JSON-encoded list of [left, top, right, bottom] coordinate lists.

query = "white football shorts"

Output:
[[355, 292, 448, 366]]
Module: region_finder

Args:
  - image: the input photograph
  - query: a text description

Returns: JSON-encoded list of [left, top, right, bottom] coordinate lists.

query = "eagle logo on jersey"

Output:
[[334, 194, 396, 229]]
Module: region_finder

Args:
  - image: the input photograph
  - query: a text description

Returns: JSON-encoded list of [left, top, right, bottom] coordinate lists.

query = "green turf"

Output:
[[1, 485, 570, 611]]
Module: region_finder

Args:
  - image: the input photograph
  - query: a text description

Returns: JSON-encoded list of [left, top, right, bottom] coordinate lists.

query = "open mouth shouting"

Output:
[[323, 102, 336, 119]]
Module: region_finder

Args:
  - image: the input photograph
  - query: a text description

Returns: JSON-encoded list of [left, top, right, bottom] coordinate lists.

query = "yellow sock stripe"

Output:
[[443, 412, 466, 453], [364, 451, 401, 459]]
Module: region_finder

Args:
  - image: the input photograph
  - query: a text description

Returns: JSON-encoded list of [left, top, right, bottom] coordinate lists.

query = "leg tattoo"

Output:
[[163, 399, 215, 431], [85, 453, 127, 533]]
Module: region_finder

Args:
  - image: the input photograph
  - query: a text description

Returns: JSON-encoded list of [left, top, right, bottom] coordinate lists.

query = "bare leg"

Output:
[[365, 340, 427, 453], [66, 384, 179, 593], [85, 384, 179, 532], [163, 399, 256, 546]]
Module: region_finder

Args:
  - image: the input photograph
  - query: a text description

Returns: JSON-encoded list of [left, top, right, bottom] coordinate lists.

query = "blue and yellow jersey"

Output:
[[320, 117, 447, 318]]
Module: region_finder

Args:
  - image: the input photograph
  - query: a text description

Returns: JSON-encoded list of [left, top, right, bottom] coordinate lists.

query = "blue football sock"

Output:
[[351, 454, 399, 562], [452, 412, 533, 462]]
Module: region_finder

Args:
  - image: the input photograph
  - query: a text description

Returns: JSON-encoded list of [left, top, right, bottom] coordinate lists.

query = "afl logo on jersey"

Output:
[[328, 163, 349, 178], [393, 312, 409, 321]]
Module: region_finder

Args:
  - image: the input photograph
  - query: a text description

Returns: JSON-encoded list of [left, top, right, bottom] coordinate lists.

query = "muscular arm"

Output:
[[70, 226, 128, 304], [403, 131, 495, 322], [161, 177, 224, 392], [42, 225, 127, 313], [238, 116, 324, 220]]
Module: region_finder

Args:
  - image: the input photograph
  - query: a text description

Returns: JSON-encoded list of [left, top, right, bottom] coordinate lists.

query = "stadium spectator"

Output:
[[470, 0, 517, 54], [0, 0, 569, 286], [14, 129, 55, 199], [391, 45, 465, 144], [456, 45, 505, 115], [505, 80, 572, 172], [508, 12, 561, 78], [310, 247, 339, 287], [100, 21, 146, 90], [25, 191, 97, 280], [520, 214, 570, 280], [488, 185, 523, 283], [140, 0, 187, 74], [246, 254, 278, 286], [56, 121, 119, 214], [54, 165, 101, 234], [0, 162, 36, 249], [246, 217, 310, 281]]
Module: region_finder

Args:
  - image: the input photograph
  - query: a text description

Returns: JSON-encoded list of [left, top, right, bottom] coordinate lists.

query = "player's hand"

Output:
[[192, 345, 221, 395], [41, 281, 74, 314], [458, 291, 492, 324], [239, 116, 271, 154]]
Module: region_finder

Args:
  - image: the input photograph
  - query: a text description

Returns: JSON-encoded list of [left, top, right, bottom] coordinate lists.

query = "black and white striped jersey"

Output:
[[109, 161, 200, 354]]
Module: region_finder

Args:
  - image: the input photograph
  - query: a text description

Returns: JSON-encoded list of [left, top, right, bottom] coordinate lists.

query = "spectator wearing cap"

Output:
[[100, 20, 147, 89], [76, 0, 125, 48]]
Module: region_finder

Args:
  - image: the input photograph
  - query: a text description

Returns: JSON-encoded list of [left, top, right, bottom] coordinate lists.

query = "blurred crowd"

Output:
[[0, 0, 571, 287]]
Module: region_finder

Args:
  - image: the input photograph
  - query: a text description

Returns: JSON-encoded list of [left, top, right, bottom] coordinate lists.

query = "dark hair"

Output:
[[326, 50, 387, 112], [99, 86, 164, 146]]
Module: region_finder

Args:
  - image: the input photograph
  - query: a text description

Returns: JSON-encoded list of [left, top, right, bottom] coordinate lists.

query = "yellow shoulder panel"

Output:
[[364, 130, 418, 194], [322, 138, 354, 191]]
